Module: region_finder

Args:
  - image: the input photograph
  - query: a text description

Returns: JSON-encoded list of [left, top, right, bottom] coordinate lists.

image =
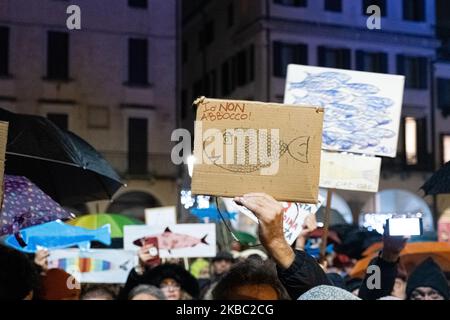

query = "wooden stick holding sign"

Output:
[[0, 122, 8, 209], [320, 189, 334, 262]]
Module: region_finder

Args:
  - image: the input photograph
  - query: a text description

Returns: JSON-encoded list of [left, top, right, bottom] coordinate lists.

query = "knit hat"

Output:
[[36, 269, 80, 300], [298, 285, 361, 300], [406, 258, 449, 300], [145, 263, 200, 299], [212, 251, 235, 262]]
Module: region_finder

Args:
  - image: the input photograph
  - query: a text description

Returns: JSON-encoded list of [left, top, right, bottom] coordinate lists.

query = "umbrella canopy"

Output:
[[350, 242, 450, 278], [0, 108, 123, 205], [233, 230, 257, 245], [67, 213, 143, 238], [0, 175, 74, 235], [330, 224, 382, 259], [421, 161, 450, 195]]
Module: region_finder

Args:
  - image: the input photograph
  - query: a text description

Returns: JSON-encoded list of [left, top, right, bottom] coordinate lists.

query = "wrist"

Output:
[[265, 237, 295, 269], [380, 250, 400, 263], [134, 264, 145, 275]]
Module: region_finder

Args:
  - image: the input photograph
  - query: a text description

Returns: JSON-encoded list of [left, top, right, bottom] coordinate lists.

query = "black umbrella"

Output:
[[0, 108, 124, 205], [330, 224, 382, 260], [421, 161, 450, 195]]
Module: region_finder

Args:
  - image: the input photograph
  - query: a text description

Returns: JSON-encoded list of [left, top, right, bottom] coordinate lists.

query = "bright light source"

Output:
[[443, 135, 450, 164], [405, 117, 418, 165], [187, 155, 196, 177]]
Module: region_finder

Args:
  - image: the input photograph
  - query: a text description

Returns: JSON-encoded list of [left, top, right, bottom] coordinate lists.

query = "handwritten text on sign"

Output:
[[199, 102, 252, 122]]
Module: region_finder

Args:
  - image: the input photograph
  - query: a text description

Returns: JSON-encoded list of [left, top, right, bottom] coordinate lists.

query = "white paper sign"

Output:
[[283, 195, 324, 245], [124, 224, 216, 258], [320, 151, 381, 192], [222, 196, 323, 245], [145, 206, 177, 226], [48, 249, 136, 284], [284, 64, 404, 158]]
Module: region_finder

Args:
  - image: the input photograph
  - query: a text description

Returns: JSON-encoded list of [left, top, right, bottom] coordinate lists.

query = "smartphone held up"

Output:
[[386, 215, 423, 237]]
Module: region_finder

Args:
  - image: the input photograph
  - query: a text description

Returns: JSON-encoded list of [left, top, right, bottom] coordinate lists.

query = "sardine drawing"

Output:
[[133, 227, 209, 254], [202, 128, 310, 173], [5, 220, 111, 253]]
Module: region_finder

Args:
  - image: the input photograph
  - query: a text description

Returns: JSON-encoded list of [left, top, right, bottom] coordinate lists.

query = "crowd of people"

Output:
[[1, 193, 449, 300]]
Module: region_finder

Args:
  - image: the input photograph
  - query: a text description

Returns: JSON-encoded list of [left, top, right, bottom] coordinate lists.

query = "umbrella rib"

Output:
[[6, 152, 83, 168]]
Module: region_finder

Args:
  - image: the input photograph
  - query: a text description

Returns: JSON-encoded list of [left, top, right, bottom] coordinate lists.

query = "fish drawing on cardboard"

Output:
[[124, 224, 216, 258], [203, 128, 310, 174], [192, 97, 324, 203]]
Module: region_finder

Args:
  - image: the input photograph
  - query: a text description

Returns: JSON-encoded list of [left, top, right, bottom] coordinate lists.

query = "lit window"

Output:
[[443, 135, 450, 164], [405, 117, 418, 165]]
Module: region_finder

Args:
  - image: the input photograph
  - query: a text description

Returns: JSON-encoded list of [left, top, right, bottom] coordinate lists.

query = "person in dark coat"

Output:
[[358, 233, 407, 300], [406, 258, 449, 300], [234, 193, 330, 300], [119, 263, 199, 300], [359, 233, 449, 300], [199, 251, 234, 298]]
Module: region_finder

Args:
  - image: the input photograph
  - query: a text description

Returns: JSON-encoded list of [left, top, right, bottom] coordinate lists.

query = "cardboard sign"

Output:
[[191, 97, 324, 203], [284, 64, 404, 158], [320, 151, 381, 192], [0, 122, 8, 206], [48, 249, 136, 284], [124, 224, 216, 258], [145, 206, 177, 226]]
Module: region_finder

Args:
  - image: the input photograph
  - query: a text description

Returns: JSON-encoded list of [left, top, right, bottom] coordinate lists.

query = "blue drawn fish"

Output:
[[5, 220, 111, 253], [190, 207, 237, 222], [344, 83, 380, 95]]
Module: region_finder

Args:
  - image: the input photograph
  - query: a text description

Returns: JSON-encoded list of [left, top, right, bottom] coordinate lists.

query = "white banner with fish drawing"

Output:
[[124, 224, 216, 258], [222, 196, 324, 245], [284, 64, 404, 158], [320, 151, 381, 192], [48, 249, 136, 284]]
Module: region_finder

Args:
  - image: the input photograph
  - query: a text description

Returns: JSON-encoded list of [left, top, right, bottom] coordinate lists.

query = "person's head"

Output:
[[212, 259, 288, 300], [36, 268, 81, 300], [144, 263, 200, 300], [81, 284, 117, 300], [406, 258, 449, 300], [212, 251, 234, 276], [160, 277, 182, 300], [298, 285, 361, 300], [0, 244, 38, 300], [128, 285, 166, 300], [391, 265, 407, 300]]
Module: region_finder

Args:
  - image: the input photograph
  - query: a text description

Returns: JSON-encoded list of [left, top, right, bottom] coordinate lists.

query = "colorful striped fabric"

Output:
[[55, 258, 112, 273]]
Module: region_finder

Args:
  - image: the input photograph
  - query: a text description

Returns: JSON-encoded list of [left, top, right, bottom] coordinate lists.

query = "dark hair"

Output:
[[0, 244, 39, 300], [212, 259, 289, 300]]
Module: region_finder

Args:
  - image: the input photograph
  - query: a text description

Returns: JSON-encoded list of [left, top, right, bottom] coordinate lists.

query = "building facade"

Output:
[[182, 0, 450, 225], [0, 0, 180, 218]]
